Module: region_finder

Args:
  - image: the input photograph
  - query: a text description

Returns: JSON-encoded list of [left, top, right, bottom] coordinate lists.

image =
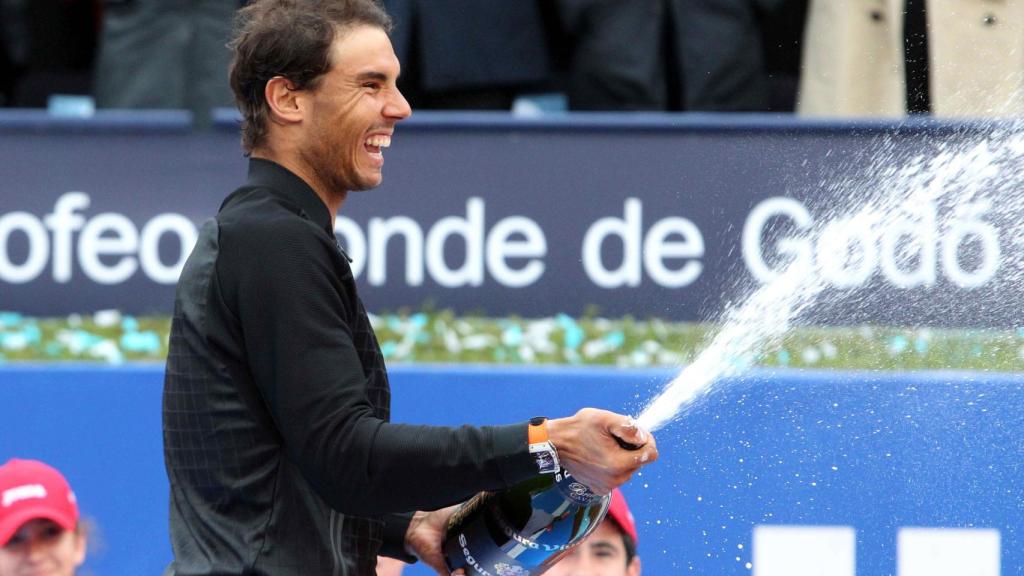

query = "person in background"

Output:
[[0, 0, 28, 106], [551, 0, 806, 112], [552, 0, 668, 111], [0, 459, 87, 576], [93, 0, 240, 127], [0, 0, 99, 108], [669, 0, 806, 112], [381, 0, 552, 110], [798, 0, 1024, 117], [545, 488, 641, 576]]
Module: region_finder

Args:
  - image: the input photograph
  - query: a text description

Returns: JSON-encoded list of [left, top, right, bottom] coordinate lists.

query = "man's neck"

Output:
[[250, 150, 347, 219]]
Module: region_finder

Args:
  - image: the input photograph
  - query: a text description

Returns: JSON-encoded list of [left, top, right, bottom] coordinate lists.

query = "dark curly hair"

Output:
[[228, 0, 392, 154]]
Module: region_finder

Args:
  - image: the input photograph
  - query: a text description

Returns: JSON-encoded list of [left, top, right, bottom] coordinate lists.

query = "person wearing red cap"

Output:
[[544, 488, 642, 576], [0, 459, 87, 576]]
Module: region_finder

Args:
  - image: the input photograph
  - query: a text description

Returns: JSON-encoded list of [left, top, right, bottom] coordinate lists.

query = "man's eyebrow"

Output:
[[589, 541, 620, 553], [355, 71, 389, 82]]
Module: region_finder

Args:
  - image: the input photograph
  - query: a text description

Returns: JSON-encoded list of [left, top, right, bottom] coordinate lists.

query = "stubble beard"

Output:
[[306, 133, 380, 199]]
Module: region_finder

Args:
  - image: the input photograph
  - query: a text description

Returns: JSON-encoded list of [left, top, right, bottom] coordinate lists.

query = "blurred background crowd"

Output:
[[2, 0, 1022, 125]]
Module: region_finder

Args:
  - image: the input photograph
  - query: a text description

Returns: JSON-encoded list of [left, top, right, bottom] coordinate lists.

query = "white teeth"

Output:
[[365, 135, 391, 148]]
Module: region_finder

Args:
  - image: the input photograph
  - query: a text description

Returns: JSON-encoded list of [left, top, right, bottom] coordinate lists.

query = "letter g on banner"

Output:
[[742, 197, 813, 282]]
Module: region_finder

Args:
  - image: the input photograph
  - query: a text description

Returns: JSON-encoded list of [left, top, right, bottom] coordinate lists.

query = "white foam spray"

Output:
[[636, 127, 1024, 432]]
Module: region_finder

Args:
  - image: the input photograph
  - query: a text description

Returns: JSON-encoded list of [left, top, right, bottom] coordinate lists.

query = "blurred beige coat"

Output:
[[798, 0, 1024, 117]]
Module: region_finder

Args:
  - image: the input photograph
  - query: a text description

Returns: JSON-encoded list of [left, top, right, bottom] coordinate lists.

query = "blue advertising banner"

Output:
[[1, 111, 1020, 327], [1, 365, 1021, 575]]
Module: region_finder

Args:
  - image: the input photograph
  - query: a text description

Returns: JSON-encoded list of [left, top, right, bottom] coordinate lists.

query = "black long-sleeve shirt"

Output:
[[163, 158, 537, 576]]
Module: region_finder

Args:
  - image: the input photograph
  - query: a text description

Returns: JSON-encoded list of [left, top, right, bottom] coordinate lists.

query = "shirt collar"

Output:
[[245, 157, 334, 233]]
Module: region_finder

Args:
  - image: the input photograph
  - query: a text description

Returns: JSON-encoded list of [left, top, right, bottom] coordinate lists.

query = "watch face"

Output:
[[531, 442, 559, 474], [535, 451, 556, 473]]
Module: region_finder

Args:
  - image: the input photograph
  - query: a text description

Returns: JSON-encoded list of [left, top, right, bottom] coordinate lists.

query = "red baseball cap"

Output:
[[0, 459, 79, 546], [606, 488, 638, 545]]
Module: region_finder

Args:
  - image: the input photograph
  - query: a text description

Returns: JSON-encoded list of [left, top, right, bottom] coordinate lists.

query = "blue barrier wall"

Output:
[[2, 111, 1020, 327], [1, 365, 1021, 575]]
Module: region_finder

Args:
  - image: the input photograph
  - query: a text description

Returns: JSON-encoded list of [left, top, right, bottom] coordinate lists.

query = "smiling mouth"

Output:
[[364, 134, 391, 158]]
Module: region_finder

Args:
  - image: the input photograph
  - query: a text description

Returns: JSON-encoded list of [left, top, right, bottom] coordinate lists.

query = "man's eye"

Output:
[[363, 83, 381, 90]]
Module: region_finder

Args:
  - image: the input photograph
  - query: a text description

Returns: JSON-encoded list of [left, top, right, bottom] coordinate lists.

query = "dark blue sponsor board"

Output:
[[1, 111, 1019, 327], [1, 366, 1021, 575]]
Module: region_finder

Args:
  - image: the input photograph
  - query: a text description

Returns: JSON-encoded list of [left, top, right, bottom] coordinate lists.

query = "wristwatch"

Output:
[[528, 416, 560, 474]]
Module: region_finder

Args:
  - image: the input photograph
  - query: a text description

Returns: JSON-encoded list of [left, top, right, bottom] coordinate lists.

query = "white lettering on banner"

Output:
[[742, 197, 1001, 289], [0, 212, 50, 283], [879, 202, 937, 288], [367, 215, 425, 286], [426, 198, 485, 288], [43, 192, 89, 282], [817, 214, 877, 288], [336, 197, 547, 288], [752, 525, 856, 576], [139, 214, 198, 284], [941, 201, 1000, 288], [644, 217, 704, 288], [742, 197, 813, 282], [486, 216, 545, 288], [582, 198, 705, 288], [583, 198, 642, 287], [751, 525, 1002, 576], [79, 213, 139, 284], [0, 191, 198, 285], [897, 527, 1000, 576], [4, 192, 1008, 294]]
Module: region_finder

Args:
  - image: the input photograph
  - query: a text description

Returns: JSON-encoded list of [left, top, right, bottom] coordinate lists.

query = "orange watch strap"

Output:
[[528, 419, 548, 444]]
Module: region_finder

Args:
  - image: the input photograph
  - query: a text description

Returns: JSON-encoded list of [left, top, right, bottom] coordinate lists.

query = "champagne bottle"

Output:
[[443, 470, 611, 576]]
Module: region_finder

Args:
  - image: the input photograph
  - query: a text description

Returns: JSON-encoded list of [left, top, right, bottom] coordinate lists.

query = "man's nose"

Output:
[[384, 87, 412, 120], [25, 537, 49, 561], [566, 556, 595, 576]]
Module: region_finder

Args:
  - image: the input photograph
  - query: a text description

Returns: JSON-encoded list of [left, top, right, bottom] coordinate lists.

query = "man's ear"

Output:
[[627, 555, 641, 576], [72, 526, 87, 567], [264, 76, 305, 125]]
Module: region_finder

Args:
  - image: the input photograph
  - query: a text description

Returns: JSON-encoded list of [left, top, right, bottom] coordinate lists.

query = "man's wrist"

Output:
[[528, 417, 560, 474]]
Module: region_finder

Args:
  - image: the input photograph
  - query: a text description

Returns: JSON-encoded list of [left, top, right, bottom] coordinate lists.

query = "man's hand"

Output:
[[404, 506, 466, 576], [546, 408, 658, 494]]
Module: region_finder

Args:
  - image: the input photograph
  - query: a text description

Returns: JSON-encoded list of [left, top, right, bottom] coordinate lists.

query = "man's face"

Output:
[[0, 519, 86, 576], [545, 520, 641, 576], [300, 25, 411, 194]]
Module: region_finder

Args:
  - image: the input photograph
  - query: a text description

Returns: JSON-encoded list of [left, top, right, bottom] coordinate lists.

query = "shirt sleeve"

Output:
[[224, 215, 537, 516], [380, 512, 415, 562]]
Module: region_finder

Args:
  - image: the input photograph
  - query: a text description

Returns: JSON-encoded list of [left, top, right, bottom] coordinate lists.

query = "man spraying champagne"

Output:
[[161, 2, 658, 575]]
